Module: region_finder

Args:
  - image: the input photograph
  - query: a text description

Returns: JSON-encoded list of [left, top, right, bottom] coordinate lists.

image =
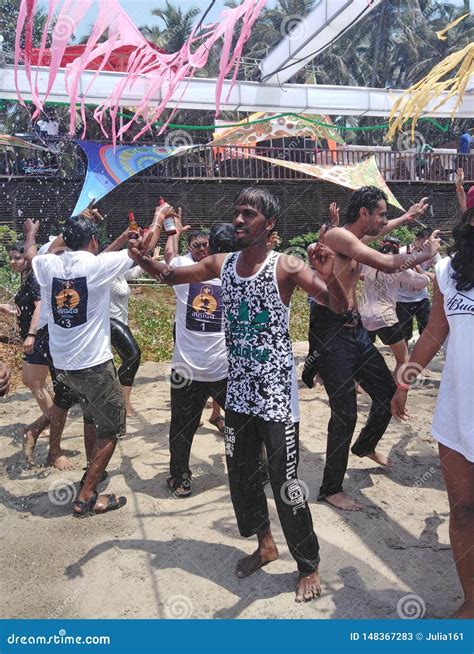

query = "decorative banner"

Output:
[[0, 133, 49, 151], [15, 0, 266, 145], [72, 140, 190, 214], [210, 112, 345, 148], [247, 153, 404, 210]]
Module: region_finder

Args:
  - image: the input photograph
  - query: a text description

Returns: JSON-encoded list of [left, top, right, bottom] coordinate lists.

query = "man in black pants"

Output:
[[128, 187, 347, 602], [319, 187, 440, 511]]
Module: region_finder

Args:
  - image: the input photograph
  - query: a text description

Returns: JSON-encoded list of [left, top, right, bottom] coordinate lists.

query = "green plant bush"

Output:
[[0, 226, 21, 300]]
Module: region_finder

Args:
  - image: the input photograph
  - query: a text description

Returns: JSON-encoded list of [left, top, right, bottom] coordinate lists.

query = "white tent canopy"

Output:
[[2, 65, 473, 117]]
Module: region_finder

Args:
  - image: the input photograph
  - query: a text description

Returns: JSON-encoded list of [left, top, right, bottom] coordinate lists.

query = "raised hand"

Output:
[[405, 197, 429, 221], [174, 208, 191, 235], [422, 229, 441, 258], [23, 218, 40, 237], [454, 168, 464, 190], [328, 202, 340, 227], [268, 231, 281, 249], [80, 199, 104, 223]]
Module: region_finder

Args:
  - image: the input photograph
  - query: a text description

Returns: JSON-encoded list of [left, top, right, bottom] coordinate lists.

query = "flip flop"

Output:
[[209, 415, 225, 433], [167, 476, 192, 497], [73, 492, 127, 518]]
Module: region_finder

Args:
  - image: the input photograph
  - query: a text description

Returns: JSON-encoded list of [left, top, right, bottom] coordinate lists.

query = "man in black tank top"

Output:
[[129, 187, 348, 602]]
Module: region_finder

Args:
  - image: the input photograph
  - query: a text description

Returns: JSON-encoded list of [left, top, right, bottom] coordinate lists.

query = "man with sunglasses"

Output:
[[161, 224, 229, 497]]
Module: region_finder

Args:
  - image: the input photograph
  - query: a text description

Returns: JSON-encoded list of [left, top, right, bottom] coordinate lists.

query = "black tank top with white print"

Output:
[[221, 251, 294, 422]]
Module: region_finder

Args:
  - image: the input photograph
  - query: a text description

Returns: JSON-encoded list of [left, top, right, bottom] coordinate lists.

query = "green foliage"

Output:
[[0, 226, 20, 300], [128, 286, 176, 361], [288, 231, 319, 250], [289, 289, 310, 342]]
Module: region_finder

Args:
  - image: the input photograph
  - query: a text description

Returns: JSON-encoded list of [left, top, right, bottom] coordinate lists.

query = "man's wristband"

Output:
[[396, 382, 410, 391], [27, 333, 37, 339]]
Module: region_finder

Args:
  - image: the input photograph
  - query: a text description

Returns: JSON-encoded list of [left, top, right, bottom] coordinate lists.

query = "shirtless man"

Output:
[[315, 186, 440, 511], [128, 186, 347, 602]]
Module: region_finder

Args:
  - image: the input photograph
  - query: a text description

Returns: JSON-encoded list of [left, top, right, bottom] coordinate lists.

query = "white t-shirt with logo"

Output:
[[171, 253, 228, 382], [397, 245, 441, 302], [32, 249, 132, 370], [431, 257, 474, 461]]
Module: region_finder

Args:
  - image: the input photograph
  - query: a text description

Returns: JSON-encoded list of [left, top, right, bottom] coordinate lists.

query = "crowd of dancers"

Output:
[[0, 174, 472, 614]]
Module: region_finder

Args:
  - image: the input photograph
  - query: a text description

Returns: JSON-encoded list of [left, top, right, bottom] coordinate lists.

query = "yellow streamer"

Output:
[[436, 12, 471, 40]]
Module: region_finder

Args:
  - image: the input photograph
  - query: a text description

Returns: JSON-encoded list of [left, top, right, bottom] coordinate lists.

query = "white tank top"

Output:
[[221, 251, 299, 423], [431, 257, 474, 461]]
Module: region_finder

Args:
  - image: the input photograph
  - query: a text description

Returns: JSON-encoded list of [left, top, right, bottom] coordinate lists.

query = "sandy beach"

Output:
[[0, 343, 458, 620]]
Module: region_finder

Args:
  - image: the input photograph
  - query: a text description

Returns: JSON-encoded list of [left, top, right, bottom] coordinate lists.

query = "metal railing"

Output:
[[1, 142, 472, 182]]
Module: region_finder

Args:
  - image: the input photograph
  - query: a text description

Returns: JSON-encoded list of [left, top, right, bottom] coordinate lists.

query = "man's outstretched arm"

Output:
[[128, 236, 225, 284]]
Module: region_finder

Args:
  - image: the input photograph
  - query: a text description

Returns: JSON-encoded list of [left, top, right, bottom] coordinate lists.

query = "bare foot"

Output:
[[235, 545, 279, 578], [49, 454, 76, 471], [23, 429, 39, 465], [453, 599, 473, 619], [295, 570, 321, 603], [364, 451, 392, 467], [324, 492, 363, 511], [125, 404, 137, 418]]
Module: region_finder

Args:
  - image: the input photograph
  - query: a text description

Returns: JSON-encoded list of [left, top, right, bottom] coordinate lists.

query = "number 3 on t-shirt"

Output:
[[51, 277, 88, 329]]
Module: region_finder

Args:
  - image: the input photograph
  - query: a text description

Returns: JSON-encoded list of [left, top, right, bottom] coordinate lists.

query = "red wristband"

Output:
[[396, 382, 410, 391]]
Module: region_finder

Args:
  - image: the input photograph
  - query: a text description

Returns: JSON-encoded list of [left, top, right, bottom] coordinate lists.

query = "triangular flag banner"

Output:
[[72, 140, 192, 214], [247, 154, 404, 210]]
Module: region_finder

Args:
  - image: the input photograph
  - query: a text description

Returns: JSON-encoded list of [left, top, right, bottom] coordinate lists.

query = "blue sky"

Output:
[[36, 0, 275, 39]]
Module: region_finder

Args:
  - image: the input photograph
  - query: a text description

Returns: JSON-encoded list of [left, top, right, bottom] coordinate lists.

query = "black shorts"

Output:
[[23, 326, 51, 365], [369, 323, 405, 346]]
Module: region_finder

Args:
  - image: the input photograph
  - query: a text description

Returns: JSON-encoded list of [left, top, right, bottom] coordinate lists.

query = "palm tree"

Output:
[[141, 1, 201, 53]]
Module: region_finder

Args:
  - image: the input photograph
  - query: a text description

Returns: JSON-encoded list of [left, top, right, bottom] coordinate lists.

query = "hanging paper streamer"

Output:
[[247, 153, 404, 210], [72, 140, 189, 214], [387, 41, 473, 141], [15, 0, 266, 146]]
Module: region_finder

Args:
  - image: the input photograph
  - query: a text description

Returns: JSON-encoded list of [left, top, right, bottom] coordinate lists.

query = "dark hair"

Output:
[[344, 186, 388, 224], [379, 236, 400, 254], [186, 229, 209, 244], [209, 223, 235, 254], [448, 208, 474, 291], [233, 187, 280, 222], [9, 241, 25, 254], [63, 216, 97, 250], [415, 227, 431, 240]]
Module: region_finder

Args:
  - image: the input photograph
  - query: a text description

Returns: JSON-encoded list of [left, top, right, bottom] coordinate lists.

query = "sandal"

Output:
[[80, 468, 108, 487], [209, 415, 225, 434], [72, 492, 127, 518], [167, 476, 192, 497]]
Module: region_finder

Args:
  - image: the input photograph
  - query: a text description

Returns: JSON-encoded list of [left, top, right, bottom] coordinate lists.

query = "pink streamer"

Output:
[[15, 0, 266, 145]]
